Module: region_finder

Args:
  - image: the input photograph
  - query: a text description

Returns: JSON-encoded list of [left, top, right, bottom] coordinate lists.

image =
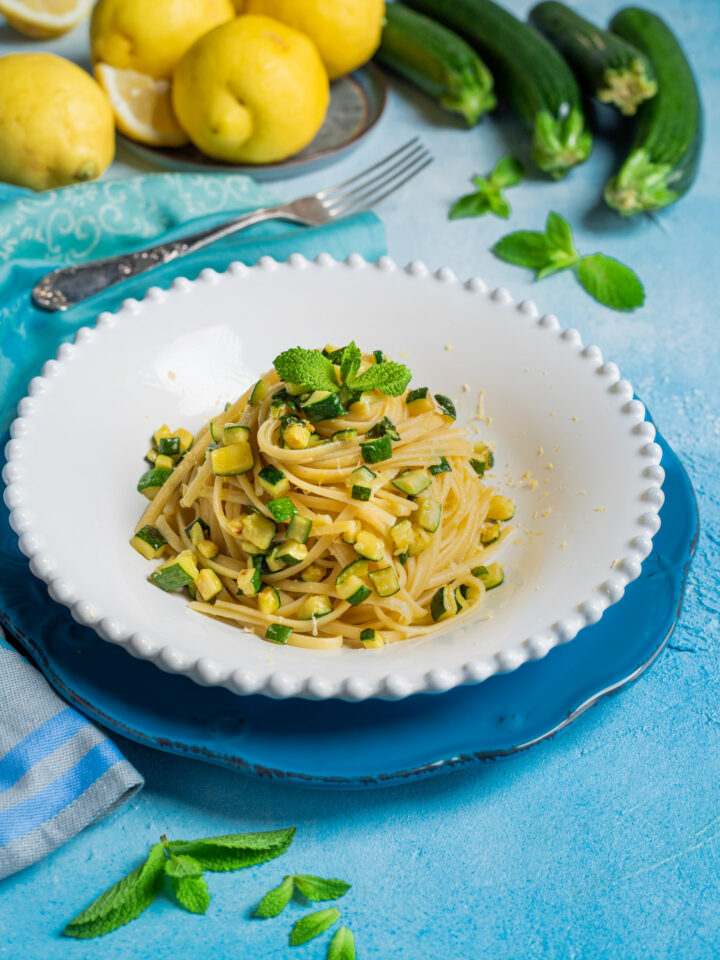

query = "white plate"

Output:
[[3, 255, 664, 701]]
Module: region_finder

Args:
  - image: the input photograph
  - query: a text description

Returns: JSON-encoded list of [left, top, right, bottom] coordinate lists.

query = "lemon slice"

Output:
[[95, 64, 188, 148], [0, 0, 92, 37]]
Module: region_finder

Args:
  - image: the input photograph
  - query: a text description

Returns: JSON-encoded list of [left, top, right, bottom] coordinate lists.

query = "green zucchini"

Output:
[[265, 623, 292, 644], [376, 2, 496, 126], [267, 496, 297, 523], [529, 2, 656, 115], [360, 435, 393, 464], [287, 515, 312, 544], [130, 525, 167, 560], [604, 8, 702, 215], [297, 595, 333, 620], [137, 467, 173, 500], [242, 513, 276, 551], [369, 566, 401, 598], [236, 566, 262, 597], [392, 468, 432, 497], [149, 550, 198, 592], [300, 390, 347, 422], [404, 0, 592, 177]]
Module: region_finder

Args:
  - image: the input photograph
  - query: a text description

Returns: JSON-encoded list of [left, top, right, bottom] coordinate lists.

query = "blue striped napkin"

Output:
[[0, 629, 142, 879]]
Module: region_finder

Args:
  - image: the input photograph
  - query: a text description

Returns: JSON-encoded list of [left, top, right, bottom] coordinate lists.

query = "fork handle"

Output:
[[32, 205, 290, 312]]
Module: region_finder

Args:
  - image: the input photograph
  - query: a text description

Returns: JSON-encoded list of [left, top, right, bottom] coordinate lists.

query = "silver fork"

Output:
[[32, 138, 433, 312]]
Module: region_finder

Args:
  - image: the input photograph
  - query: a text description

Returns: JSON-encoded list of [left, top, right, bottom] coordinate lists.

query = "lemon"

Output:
[[90, 0, 235, 79], [0, 0, 92, 38], [172, 15, 329, 165], [0, 53, 114, 192], [243, 0, 385, 79], [96, 64, 187, 147]]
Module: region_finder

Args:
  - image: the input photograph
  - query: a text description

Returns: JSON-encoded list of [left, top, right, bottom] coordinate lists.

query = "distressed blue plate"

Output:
[[0, 421, 697, 789]]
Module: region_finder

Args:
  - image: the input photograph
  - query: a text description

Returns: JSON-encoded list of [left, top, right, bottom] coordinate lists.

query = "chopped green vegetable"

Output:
[[266, 624, 292, 644]]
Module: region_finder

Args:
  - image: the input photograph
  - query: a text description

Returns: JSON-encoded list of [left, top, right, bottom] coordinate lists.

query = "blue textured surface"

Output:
[[1, 0, 719, 957]]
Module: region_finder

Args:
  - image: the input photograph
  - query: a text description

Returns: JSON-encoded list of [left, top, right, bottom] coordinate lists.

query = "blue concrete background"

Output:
[[1, 1, 719, 957]]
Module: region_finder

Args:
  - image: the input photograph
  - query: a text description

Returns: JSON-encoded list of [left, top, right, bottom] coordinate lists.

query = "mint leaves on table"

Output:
[[327, 926, 356, 960], [273, 343, 411, 398], [493, 211, 645, 310], [290, 907, 341, 946], [254, 873, 351, 918], [63, 827, 295, 939], [450, 157, 524, 220]]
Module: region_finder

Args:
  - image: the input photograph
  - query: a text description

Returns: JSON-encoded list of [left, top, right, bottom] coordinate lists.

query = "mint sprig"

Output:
[[273, 343, 411, 398], [449, 156, 524, 221], [274, 347, 339, 393], [289, 907, 341, 946], [493, 211, 644, 311], [63, 828, 295, 939], [328, 926, 356, 960], [254, 876, 295, 918], [253, 873, 351, 918]]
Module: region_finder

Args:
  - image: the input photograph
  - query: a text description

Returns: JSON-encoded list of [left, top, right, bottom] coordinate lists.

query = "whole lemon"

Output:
[[0, 0, 92, 39], [90, 0, 236, 79], [243, 0, 385, 79], [172, 15, 329, 165], [0, 54, 115, 192]]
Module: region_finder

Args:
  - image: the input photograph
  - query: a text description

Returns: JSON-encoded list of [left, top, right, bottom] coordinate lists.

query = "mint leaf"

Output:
[[167, 827, 296, 872], [577, 254, 645, 310], [289, 907, 341, 946], [340, 341, 362, 386], [164, 854, 203, 879], [273, 348, 338, 393], [63, 843, 166, 940], [449, 192, 491, 220], [254, 876, 294, 918], [327, 926, 356, 960], [493, 231, 553, 269], [545, 211, 576, 257], [487, 192, 511, 219], [490, 156, 524, 188], [349, 361, 411, 396], [293, 875, 351, 902], [171, 875, 210, 915]]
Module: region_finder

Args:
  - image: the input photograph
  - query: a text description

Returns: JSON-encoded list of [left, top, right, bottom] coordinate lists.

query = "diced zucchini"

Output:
[[236, 566, 262, 596], [175, 428, 194, 454], [155, 454, 175, 471], [301, 564, 326, 583], [390, 519, 413, 553], [354, 530, 384, 562], [360, 628, 384, 648], [250, 378, 269, 405], [435, 394, 457, 419], [308, 435, 332, 448], [342, 520, 361, 545], [360, 435, 393, 464], [282, 421, 312, 450], [322, 344, 345, 363], [270, 400, 293, 419], [373, 350, 385, 364], [185, 518, 210, 546], [456, 581, 481, 609], [257, 586, 281, 614], [336, 558, 370, 586], [300, 390, 347, 422], [265, 623, 292, 644], [284, 382, 307, 396], [472, 562, 505, 590], [487, 495, 516, 521], [350, 392, 380, 417], [408, 526, 433, 556], [242, 513, 276, 551], [287, 515, 312, 544], [416, 497, 442, 532], [223, 423, 251, 445], [337, 576, 372, 606], [211, 442, 254, 476], [137, 467, 173, 500], [130, 525, 167, 560], [265, 547, 286, 572], [197, 539, 219, 559], [297, 595, 334, 619], [352, 485, 372, 502], [369, 566, 400, 597], [480, 521, 500, 544], [406, 387, 434, 415], [430, 584, 458, 622], [429, 456, 452, 476], [398, 551, 409, 565], [209, 421, 223, 443], [149, 549, 199, 592], [153, 424, 171, 447], [332, 429, 358, 441], [157, 435, 181, 456], [241, 538, 265, 556], [258, 465, 290, 498], [348, 466, 376, 486], [276, 540, 308, 565], [392, 468, 432, 497], [196, 568, 223, 601], [366, 417, 401, 441], [145, 448, 158, 465], [470, 443, 494, 476], [187, 582, 197, 600], [267, 497, 298, 522]]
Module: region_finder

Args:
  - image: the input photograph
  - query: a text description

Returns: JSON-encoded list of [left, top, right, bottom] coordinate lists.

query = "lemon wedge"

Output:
[[95, 63, 188, 148], [0, 0, 92, 37]]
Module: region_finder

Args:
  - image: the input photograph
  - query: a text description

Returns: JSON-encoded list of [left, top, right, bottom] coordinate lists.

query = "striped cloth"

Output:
[[0, 629, 142, 879]]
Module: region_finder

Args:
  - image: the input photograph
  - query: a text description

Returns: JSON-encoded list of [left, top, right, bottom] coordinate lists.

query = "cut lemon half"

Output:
[[0, 0, 92, 37], [95, 64, 188, 148]]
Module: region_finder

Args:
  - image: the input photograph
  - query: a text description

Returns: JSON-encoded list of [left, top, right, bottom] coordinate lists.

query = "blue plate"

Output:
[[0, 421, 697, 789]]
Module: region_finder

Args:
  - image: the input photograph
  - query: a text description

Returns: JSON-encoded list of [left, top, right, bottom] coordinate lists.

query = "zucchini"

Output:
[[130, 525, 167, 560], [354, 530, 384, 562], [429, 456, 452, 476], [250, 379, 268, 405], [297, 595, 333, 620], [237, 566, 262, 596], [185, 518, 210, 546], [406, 387, 434, 415], [487, 495, 516, 521], [301, 564, 326, 583], [195, 568, 223, 601], [390, 519, 413, 554], [209, 421, 223, 443], [258, 465, 290, 498], [369, 566, 401, 598], [300, 390, 347, 422], [242, 513, 276, 551], [352, 485, 372, 502], [472, 562, 505, 589], [376, 2, 496, 126], [267, 497, 298, 523], [435, 394, 456, 419], [430, 584, 458, 622], [366, 417, 401, 441], [405, 0, 592, 177], [528, 2, 656, 115], [392, 468, 432, 497], [150, 550, 198, 592], [360, 628, 384, 648], [276, 540, 308, 565], [408, 526, 432, 556], [281, 419, 312, 450], [157, 435, 180, 456], [604, 8, 702, 215], [332, 429, 358, 442], [480, 521, 500, 544], [197, 539, 219, 560], [416, 497, 442, 532], [211, 442, 253, 476], [137, 467, 173, 500], [349, 466, 376, 502], [287, 515, 312, 544], [360, 435, 393, 464], [222, 423, 250, 445], [265, 623, 292, 644], [153, 424, 171, 447], [337, 576, 372, 606], [336, 558, 369, 586], [155, 454, 174, 471], [257, 586, 281, 615], [342, 520, 361, 545], [349, 392, 380, 417]]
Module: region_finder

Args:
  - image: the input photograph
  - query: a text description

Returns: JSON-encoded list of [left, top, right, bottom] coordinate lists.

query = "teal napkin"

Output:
[[0, 173, 386, 433]]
